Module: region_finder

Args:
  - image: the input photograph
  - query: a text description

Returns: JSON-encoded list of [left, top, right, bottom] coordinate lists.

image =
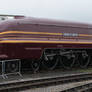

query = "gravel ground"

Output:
[[1, 67, 92, 84], [19, 80, 92, 92]]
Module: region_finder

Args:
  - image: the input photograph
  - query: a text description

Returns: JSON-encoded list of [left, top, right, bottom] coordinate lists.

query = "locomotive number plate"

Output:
[[63, 33, 79, 37]]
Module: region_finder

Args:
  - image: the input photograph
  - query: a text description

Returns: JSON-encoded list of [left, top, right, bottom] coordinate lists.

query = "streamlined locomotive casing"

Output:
[[0, 17, 92, 60]]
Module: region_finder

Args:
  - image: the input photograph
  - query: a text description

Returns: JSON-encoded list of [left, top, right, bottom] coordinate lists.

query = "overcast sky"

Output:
[[0, 0, 92, 23]]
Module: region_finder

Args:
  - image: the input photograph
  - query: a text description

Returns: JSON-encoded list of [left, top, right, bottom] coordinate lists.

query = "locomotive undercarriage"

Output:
[[31, 48, 91, 72], [1, 48, 91, 76]]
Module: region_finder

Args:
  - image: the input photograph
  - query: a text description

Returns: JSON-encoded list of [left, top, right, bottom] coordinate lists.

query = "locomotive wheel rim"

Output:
[[42, 55, 59, 70], [78, 55, 90, 68], [31, 60, 40, 72], [6, 62, 18, 73], [61, 55, 75, 69]]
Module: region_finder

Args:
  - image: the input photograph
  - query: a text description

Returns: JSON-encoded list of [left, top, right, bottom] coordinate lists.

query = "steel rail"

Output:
[[0, 72, 92, 91]]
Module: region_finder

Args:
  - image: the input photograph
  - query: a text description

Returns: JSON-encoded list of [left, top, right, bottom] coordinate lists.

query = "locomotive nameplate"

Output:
[[62, 33, 79, 37]]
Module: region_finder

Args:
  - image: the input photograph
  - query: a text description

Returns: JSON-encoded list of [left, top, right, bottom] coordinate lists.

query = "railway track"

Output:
[[1, 72, 92, 91], [61, 82, 92, 92]]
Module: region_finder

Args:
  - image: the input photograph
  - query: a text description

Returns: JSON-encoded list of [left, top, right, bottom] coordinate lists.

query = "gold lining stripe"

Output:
[[0, 40, 92, 44], [0, 30, 92, 38], [79, 34, 92, 37], [0, 31, 62, 35]]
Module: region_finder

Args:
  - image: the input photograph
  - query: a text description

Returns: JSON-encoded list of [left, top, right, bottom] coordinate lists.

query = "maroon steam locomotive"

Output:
[[0, 17, 92, 72]]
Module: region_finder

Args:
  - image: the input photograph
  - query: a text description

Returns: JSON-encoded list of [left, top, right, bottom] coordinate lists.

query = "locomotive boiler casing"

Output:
[[0, 17, 92, 60]]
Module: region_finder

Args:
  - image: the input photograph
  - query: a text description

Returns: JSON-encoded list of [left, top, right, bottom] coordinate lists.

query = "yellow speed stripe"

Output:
[[0, 31, 62, 35], [0, 30, 92, 38], [79, 34, 92, 37], [0, 40, 92, 44]]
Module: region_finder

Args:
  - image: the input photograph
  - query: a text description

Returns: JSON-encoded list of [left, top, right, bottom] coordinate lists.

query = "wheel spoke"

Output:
[[78, 53, 90, 68], [31, 60, 40, 72], [60, 54, 75, 69], [42, 55, 59, 70]]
